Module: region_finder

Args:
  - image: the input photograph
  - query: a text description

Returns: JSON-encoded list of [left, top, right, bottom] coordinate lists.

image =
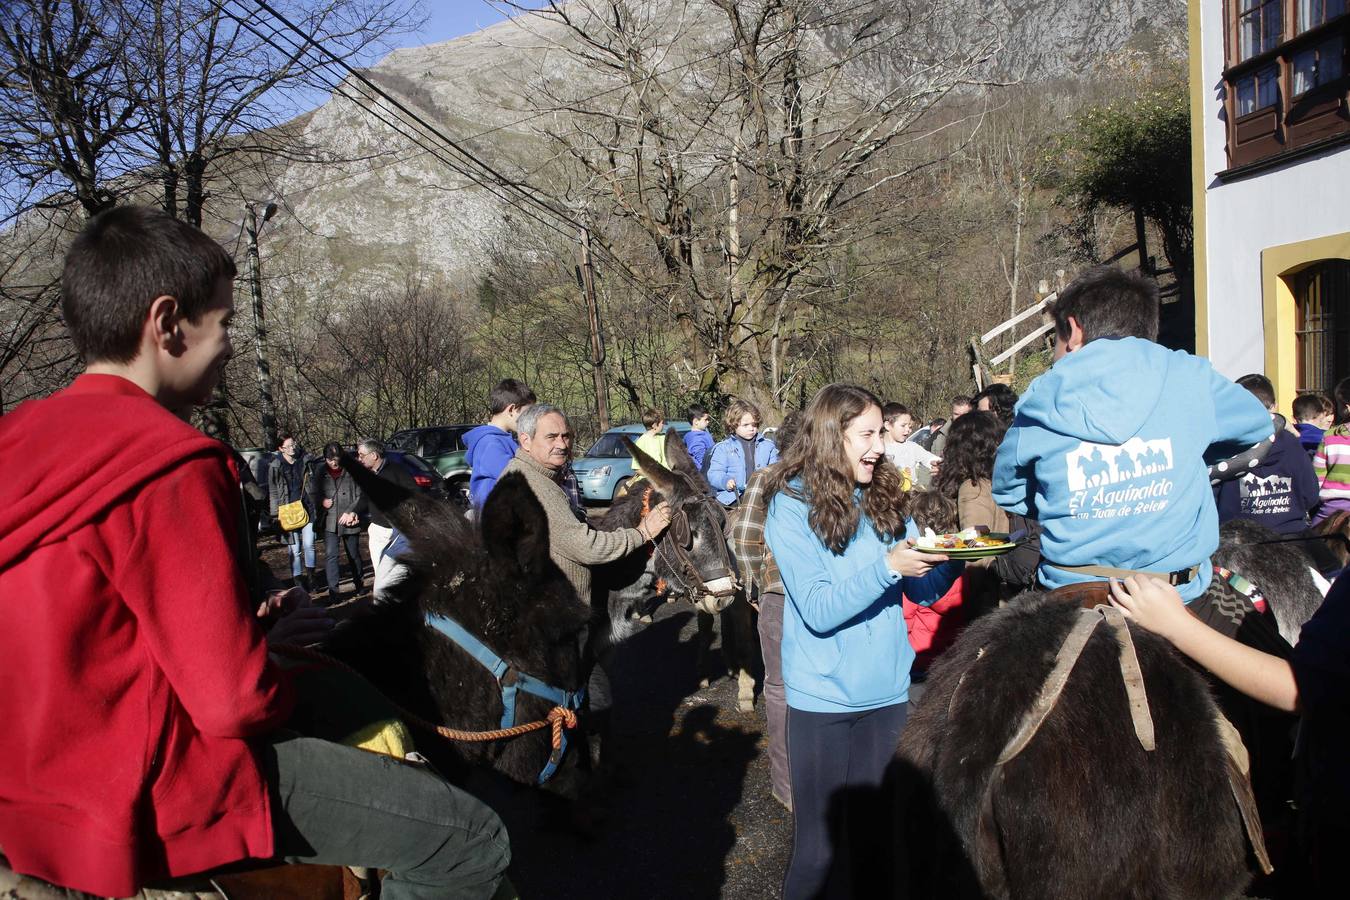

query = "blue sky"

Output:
[[376, 1, 544, 56]]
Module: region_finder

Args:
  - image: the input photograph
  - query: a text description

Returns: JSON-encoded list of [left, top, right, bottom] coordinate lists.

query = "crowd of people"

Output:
[[2, 205, 1348, 900]]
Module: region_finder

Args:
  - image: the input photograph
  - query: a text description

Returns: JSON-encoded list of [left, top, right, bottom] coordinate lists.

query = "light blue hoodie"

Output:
[[992, 337, 1272, 602], [765, 487, 962, 713]]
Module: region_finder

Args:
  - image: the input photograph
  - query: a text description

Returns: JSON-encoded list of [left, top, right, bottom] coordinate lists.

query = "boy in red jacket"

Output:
[[0, 207, 508, 898]]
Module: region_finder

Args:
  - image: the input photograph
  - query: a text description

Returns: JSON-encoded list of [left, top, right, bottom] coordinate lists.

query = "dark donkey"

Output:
[[585, 429, 742, 748], [592, 428, 739, 638], [325, 462, 594, 797], [893, 591, 1270, 900]]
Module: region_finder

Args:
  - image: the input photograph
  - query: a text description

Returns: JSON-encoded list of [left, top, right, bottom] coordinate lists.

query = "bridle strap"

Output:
[[638, 484, 738, 596]]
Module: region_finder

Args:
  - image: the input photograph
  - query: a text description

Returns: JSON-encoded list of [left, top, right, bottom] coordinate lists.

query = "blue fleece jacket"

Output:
[[708, 435, 779, 505], [684, 428, 715, 470], [464, 424, 518, 509], [1297, 422, 1325, 459], [765, 487, 963, 713], [992, 337, 1273, 602]]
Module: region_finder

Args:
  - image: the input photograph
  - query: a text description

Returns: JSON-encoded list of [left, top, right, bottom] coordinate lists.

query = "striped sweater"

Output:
[[1313, 424, 1350, 502]]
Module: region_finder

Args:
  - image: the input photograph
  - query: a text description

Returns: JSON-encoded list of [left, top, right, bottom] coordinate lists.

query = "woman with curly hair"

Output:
[[763, 383, 963, 899], [934, 410, 1009, 535], [936, 410, 1042, 596]]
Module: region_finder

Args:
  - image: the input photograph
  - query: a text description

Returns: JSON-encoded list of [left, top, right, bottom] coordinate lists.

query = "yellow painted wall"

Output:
[[1188, 0, 1209, 358], [1262, 233, 1350, 410]]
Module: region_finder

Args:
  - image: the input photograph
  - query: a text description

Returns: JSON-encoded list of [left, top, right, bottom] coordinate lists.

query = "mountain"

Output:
[[258, 1, 1184, 293]]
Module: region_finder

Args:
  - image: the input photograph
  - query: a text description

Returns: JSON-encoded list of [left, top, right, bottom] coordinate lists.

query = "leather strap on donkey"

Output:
[[639, 484, 739, 601], [995, 605, 1155, 766], [985, 599, 1273, 876], [424, 613, 586, 784]]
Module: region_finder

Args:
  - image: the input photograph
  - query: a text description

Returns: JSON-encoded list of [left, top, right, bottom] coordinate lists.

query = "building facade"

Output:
[[1191, 0, 1350, 408]]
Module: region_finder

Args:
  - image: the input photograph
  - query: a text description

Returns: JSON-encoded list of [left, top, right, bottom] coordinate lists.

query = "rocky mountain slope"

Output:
[[256, 0, 1186, 292]]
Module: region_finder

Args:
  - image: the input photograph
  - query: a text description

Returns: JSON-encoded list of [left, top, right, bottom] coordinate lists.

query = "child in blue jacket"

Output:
[[763, 383, 961, 900], [464, 378, 535, 509], [707, 398, 778, 505], [993, 267, 1273, 603], [683, 404, 716, 471]]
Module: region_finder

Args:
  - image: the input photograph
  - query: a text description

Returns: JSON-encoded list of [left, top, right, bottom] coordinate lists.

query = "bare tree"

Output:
[[501, 0, 1000, 409], [0, 0, 418, 427]]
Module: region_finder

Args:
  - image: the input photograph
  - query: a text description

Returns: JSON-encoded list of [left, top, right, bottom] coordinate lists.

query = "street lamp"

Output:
[[245, 200, 280, 449]]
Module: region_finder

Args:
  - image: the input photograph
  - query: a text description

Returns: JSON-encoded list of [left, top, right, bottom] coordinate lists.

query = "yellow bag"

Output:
[[277, 499, 309, 532], [277, 469, 311, 531]]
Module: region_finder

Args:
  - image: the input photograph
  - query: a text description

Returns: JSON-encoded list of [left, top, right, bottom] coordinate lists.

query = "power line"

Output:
[[212, 1, 584, 245], [221, 0, 918, 317], [219, 0, 679, 312]]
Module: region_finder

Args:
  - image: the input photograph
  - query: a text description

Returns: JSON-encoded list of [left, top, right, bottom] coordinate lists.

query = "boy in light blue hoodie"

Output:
[[992, 267, 1273, 603]]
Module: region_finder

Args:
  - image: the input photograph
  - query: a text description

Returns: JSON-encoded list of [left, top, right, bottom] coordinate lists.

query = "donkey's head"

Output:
[[340, 457, 591, 792], [624, 430, 739, 616]]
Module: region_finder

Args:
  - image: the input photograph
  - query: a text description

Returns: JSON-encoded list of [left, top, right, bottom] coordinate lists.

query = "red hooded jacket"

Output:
[[0, 375, 294, 896]]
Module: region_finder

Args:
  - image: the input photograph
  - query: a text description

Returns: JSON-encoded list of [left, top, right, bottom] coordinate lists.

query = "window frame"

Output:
[[1222, 1, 1350, 171], [1294, 259, 1350, 394]]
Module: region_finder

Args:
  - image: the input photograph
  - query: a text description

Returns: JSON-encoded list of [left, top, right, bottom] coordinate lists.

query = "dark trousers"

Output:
[[783, 702, 909, 900], [261, 732, 509, 900], [323, 531, 364, 596]]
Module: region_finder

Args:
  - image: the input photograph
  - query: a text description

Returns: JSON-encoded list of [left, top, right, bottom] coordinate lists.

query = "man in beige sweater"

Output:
[[498, 404, 671, 600]]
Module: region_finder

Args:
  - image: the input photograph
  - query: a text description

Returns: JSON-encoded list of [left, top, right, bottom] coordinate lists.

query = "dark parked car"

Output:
[[385, 450, 448, 500], [386, 425, 473, 506]]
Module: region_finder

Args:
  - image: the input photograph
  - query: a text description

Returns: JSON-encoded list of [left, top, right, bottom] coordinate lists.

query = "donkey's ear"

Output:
[[480, 472, 552, 577], [341, 452, 439, 538], [664, 428, 698, 476], [625, 436, 676, 495]]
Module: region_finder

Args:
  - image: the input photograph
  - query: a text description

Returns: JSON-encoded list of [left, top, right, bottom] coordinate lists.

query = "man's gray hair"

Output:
[[357, 437, 384, 457], [517, 403, 566, 438]]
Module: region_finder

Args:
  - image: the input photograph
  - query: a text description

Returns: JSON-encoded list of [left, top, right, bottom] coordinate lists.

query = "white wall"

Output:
[[1197, 0, 1350, 379]]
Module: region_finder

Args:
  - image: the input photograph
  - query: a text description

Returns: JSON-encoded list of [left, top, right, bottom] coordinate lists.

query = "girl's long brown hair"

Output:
[[764, 383, 909, 554]]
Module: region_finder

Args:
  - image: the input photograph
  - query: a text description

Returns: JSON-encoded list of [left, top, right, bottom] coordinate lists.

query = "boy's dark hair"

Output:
[[910, 489, 959, 535], [687, 403, 708, 421], [1050, 265, 1159, 344], [881, 402, 910, 424], [973, 383, 1018, 427], [61, 205, 238, 364], [929, 417, 947, 429], [951, 396, 973, 411], [1293, 393, 1334, 422], [323, 441, 343, 460], [1236, 373, 1276, 410], [642, 407, 665, 429], [488, 378, 536, 415]]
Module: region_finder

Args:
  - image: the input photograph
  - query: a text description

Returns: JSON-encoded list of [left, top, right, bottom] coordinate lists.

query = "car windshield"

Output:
[[426, 428, 469, 455], [386, 431, 419, 453], [584, 433, 634, 459], [387, 427, 469, 456]]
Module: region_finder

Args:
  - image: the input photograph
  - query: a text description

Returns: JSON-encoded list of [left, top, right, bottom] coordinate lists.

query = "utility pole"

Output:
[[245, 201, 280, 449], [577, 225, 610, 432]]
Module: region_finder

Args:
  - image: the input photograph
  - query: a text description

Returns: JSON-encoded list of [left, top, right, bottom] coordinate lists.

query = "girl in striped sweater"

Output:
[[1312, 377, 1350, 523]]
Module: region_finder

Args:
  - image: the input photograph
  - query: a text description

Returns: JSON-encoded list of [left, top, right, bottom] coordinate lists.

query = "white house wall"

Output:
[[1196, 0, 1350, 379]]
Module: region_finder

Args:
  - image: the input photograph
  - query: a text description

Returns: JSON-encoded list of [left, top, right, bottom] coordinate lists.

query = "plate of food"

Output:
[[912, 526, 1017, 559]]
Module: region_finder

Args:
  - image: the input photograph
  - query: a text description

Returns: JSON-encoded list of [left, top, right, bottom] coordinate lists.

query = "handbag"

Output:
[[277, 469, 310, 532]]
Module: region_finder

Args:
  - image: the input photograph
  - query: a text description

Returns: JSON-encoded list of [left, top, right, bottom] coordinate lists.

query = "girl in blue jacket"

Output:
[[763, 383, 961, 899]]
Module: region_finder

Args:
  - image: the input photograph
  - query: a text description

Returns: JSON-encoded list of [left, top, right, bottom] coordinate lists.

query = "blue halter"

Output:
[[425, 612, 586, 784]]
